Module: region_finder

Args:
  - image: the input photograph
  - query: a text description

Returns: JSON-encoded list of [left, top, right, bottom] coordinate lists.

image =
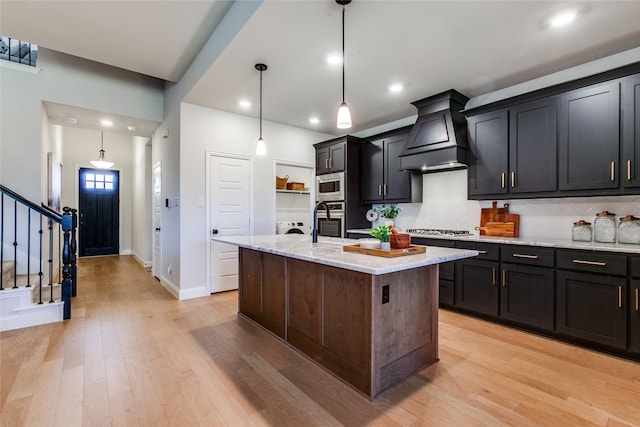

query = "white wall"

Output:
[[176, 102, 332, 298], [380, 169, 640, 241], [132, 137, 152, 267], [60, 127, 135, 255], [0, 48, 163, 204]]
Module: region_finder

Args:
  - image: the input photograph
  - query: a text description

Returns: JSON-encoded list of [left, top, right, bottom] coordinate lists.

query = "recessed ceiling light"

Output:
[[389, 83, 403, 93], [66, 117, 77, 124], [239, 100, 251, 108], [326, 54, 341, 65], [309, 117, 320, 124], [101, 120, 113, 127], [549, 10, 576, 28], [127, 125, 136, 132]]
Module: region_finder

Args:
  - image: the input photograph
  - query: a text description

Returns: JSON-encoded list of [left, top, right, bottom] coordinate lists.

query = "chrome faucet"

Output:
[[312, 202, 331, 243]]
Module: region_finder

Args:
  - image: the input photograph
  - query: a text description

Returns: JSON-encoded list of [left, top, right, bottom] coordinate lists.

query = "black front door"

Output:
[[78, 168, 119, 256]]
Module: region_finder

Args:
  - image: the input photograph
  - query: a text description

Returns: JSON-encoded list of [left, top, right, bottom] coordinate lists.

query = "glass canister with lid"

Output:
[[618, 215, 640, 244], [593, 211, 617, 243], [572, 220, 592, 242]]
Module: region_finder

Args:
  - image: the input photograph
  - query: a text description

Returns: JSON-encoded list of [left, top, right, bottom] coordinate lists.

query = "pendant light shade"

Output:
[[255, 63, 268, 156], [90, 132, 114, 169], [336, 0, 352, 129]]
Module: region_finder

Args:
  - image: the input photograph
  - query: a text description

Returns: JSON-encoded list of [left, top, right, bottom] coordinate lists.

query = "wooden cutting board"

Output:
[[475, 222, 516, 237], [343, 244, 426, 257], [479, 202, 519, 237], [480, 201, 510, 225]]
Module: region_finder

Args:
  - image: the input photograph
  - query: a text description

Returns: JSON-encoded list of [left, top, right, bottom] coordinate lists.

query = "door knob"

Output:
[[211, 229, 219, 235]]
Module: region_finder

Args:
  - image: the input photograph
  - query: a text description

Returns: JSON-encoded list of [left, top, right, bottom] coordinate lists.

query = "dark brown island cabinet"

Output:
[[238, 247, 440, 398]]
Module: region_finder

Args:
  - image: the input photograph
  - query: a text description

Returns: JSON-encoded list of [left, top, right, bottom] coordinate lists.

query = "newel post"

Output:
[[61, 207, 73, 319]]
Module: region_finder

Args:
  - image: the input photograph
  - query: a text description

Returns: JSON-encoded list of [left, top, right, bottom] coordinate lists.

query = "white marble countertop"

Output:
[[213, 234, 478, 275], [347, 229, 640, 254]]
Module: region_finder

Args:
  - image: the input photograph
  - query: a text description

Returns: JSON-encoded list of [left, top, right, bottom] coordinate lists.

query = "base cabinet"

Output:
[[500, 264, 554, 331], [556, 270, 627, 350], [455, 258, 499, 317]]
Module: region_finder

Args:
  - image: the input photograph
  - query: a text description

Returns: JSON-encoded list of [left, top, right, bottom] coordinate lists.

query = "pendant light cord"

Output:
[[341, 5, 345, 103], [259, 68, 263, 139]]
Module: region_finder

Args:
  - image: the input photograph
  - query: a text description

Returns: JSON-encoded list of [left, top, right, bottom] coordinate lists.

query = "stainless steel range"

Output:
[[405, 228, 471, 236]]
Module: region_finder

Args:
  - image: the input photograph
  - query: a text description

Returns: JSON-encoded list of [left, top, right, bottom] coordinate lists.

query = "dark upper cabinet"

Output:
[[622, 74, 640, 188], [360, 139, 384, 202], [509, 98, 558, 193], [316, 141, 346, 174], [558, 81, 620, 191], [467, 110, 509, 197], [361, 128, 421, 204]]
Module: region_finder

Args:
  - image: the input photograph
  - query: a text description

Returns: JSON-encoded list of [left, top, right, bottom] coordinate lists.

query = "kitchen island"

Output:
[[214, 234, 478, 398]]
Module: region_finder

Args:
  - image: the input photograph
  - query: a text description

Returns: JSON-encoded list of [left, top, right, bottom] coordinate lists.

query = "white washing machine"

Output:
[[276, 221, 306, 234]]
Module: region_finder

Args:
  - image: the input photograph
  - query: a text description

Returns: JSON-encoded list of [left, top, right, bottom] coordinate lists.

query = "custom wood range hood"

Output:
[[399, 89, 470, 173]]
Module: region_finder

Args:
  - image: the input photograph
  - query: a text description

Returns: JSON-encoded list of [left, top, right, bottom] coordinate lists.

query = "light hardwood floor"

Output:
[[1, 255, 639, 426]]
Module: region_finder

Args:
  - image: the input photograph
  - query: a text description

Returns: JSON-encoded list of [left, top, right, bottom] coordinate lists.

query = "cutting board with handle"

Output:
[[478, 202, 520, 237], [475, 222, 516, 237]]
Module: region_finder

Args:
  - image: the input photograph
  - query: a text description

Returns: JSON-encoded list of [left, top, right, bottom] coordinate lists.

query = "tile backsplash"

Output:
[[373, 169, 640, 240]]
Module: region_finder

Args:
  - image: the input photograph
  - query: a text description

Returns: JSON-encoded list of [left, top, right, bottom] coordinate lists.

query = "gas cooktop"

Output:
[[405, 228, 471, 236]]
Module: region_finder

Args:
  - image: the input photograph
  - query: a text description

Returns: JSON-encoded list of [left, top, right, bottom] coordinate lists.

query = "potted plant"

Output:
[[376, 204, 400, 227], [370, 225, 391, 250]]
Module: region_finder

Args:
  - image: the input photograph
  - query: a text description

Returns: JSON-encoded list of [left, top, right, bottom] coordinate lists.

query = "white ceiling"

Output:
[[3, 1, 640, 137]]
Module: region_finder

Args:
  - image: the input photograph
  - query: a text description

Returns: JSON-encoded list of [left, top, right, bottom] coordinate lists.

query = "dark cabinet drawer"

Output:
[[412, 237, 455, 248], [501, 245, 555, 267], [557, 250, 627, 276], [454, 241, 499, 261]]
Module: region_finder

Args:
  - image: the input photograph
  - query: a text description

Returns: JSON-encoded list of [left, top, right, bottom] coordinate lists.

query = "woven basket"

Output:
[[286, 182, 305, 191], [276, 175, 289, 189]]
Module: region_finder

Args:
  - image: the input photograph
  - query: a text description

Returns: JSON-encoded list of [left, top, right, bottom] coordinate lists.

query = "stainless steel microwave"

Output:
[[316, 172, 345, 202]]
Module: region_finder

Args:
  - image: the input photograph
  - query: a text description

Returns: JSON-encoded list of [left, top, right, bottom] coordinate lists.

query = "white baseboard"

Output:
[[179, 285, 209, 300], [119, 249, 132, 256], [159, 276, 179, 299], [132, 252, 151, 268]]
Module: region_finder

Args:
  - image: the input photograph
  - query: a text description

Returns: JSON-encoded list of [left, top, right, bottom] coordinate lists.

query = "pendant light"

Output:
[[255, 63, 268, 156], [336, 0, 352, 129], [90, 132, 114, 169]]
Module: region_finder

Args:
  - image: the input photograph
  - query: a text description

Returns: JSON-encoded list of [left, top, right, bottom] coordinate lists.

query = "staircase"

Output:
[[1, 185, 77, 332], [0, 260, 63, 331]]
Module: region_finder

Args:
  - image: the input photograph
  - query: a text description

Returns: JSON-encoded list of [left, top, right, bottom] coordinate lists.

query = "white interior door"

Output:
[[208, 154, 251, 293], [152, 162, 161, 279]]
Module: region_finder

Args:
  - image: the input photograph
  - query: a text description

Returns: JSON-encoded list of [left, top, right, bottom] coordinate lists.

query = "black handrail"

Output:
[[0, 185, 62, 222], [1, 184, 76, 320]]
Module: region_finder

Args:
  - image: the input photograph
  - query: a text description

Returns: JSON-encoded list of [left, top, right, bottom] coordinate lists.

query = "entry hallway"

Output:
[[1, 255, 639, 426]]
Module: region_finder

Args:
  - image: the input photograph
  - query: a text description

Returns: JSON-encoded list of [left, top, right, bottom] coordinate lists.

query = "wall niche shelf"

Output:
[[276, 189, 310, 195]]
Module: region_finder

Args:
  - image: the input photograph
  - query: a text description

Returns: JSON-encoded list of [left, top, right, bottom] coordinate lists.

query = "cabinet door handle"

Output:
[[511, 171, 515, 188], [383, 184, 387, 196], [325, 158, 329, 169], [477, 250, 487, 254], [378, 185, 382, 196], [610, 161, 615, 182], [329, 157, 333, 169], [628, 159, 632, 181], [618, 286, 622, 308], [502, 269, 506, 287], [635, 288, 639, 311], [501, 172, 505, 189], [492, 268, 496, 286], [513, 253, 538, 259], [572, 259, 606, 266]]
